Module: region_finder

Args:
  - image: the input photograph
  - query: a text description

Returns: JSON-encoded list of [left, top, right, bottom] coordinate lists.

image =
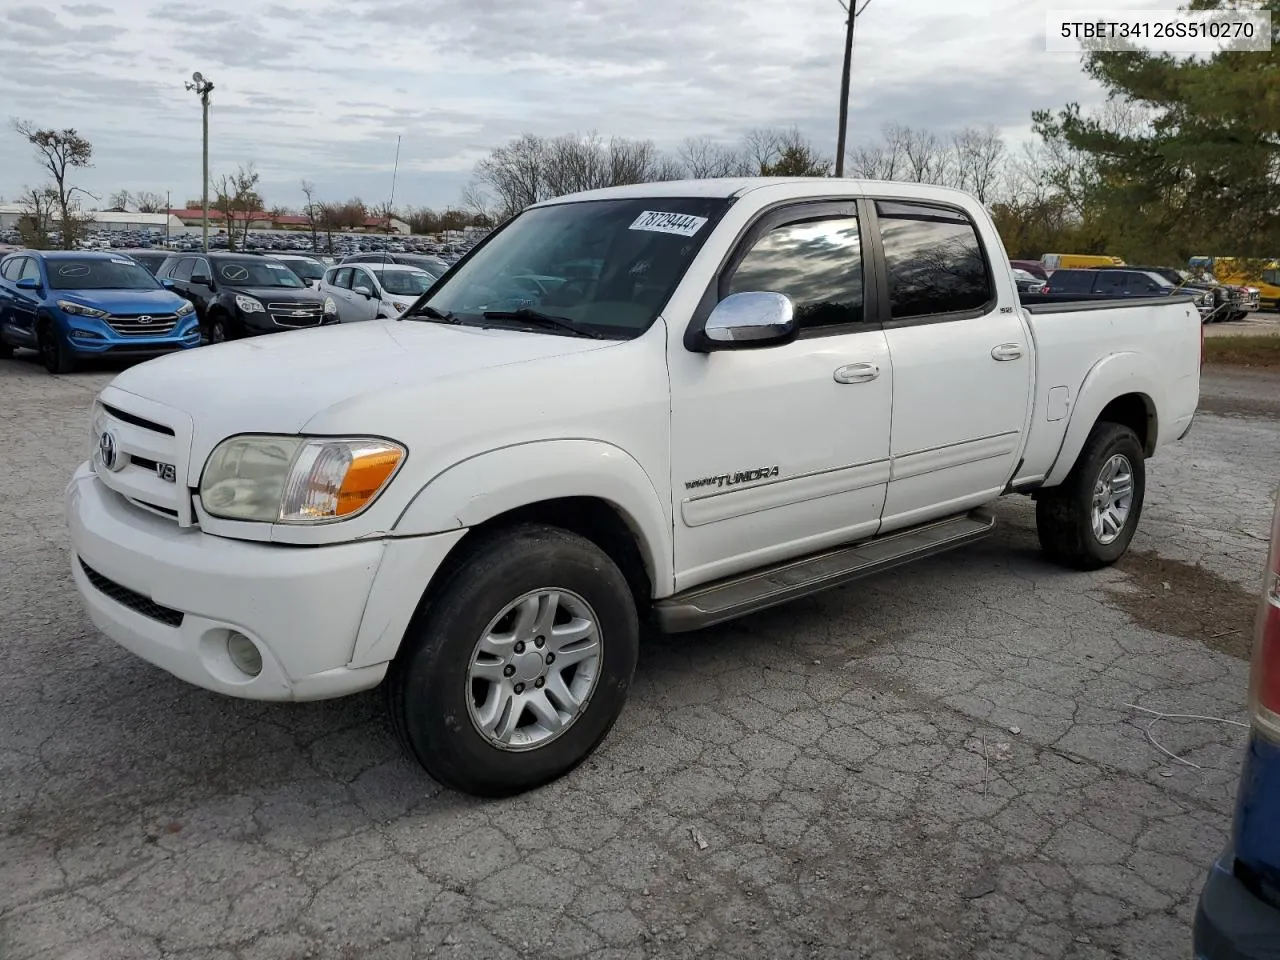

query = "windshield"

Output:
[[279, 259, 324, 281], [46, 258, 161, 290], [420, 197, 731, 337], [376, 269, 433, 296], [216, 260, 305, 287]]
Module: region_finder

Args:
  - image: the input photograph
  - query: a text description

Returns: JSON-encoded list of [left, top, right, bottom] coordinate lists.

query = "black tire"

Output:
[[387, 524, 639, 797], [205, 316, 228, 345], [1036, 421, 1145, 571], [0, 337, 13, 359], [38, 318, 76, 374]]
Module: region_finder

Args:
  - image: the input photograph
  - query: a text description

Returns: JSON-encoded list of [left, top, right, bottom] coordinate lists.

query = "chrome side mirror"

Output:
[[699, 291, 797, 351]]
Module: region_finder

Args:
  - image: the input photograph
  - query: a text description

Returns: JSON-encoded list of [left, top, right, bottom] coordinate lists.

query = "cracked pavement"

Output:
[[1, 356, 1274, 959]]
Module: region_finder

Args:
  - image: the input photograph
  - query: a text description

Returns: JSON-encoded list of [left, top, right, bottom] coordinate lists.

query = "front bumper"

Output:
[[1194, 847, 1280, 960], [65, 463, 463, 701]]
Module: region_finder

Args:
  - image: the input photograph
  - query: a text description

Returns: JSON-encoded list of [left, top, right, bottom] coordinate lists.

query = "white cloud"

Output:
[[0, 0, 1163, 211]]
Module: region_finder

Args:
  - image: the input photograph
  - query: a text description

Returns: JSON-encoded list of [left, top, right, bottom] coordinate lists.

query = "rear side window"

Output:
[[876, 201, 992, 320], [1048, 270, 1093, 293], [726, 214, 865, 329]]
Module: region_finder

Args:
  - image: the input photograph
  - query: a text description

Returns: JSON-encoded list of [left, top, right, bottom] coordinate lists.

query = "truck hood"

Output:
[[107, 319, 613, 468]]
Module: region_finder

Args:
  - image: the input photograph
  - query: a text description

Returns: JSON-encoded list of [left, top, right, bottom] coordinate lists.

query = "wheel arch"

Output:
[[1044, 353, 1162, 487]]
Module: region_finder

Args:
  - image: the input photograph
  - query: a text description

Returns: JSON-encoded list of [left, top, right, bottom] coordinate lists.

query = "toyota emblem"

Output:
[[98, 431, 122, 471], [136, 315, 153, 324]]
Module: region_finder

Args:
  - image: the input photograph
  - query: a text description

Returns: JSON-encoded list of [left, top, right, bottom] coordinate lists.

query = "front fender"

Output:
[[394, 438, 674, 595], [1043, 352, 1162, 487]]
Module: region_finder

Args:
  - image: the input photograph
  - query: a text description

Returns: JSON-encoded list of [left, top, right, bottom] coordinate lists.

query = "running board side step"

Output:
[[653, 510, 996, 633]]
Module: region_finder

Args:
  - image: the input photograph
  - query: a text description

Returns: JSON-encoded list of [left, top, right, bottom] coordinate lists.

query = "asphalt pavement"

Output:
[[1, 354, 1275, 960]]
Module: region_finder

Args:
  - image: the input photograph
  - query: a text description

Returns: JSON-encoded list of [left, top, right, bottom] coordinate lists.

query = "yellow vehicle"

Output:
[[1041, 253, 1126, 271], [1192, 257, 1280, 310]]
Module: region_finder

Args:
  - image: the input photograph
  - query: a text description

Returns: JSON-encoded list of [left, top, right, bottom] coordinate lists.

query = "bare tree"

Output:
[[458, 183, 498, 227], [16, 186, 57, 249], [213, 163, 262, 251], [108, 189, 132, 212], [951, 125, 1006, 203], [759, 128, 831, 177], [12, 120, 95, 248], [300, 179, 323, 251], [897, 126, 950, 184], [677, 136, 749, 178], [134, 190, 166, 213]]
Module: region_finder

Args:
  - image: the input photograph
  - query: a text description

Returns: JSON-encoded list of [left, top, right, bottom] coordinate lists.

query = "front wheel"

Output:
[[38, 319, 76, 374], [387, 524, 640, 797], [205, 316, 228, 345], [1035, 421, 1145, 570]]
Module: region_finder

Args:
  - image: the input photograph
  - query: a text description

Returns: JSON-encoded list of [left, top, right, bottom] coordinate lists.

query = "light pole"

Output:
[[834, 0, 872, 177], [185, 71, 214, 251]]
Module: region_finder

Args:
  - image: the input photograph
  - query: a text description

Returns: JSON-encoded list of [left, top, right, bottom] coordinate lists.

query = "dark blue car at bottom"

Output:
[[1194, 491, 1280, 960], [0, 250, 200, 373]]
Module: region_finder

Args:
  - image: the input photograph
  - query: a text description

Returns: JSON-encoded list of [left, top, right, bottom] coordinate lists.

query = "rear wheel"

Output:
[[387, 524, 639, 797], [37, 319, 75, 374], [1036, 421, 1145, 570]]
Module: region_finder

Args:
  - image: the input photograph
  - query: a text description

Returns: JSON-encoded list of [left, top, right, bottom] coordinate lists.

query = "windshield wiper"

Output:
[[401, 304, 461, 324], [481, 308, 603, 339]]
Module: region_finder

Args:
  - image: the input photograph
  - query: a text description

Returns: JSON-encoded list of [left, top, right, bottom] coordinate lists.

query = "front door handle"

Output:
[[991, 343, 1023, 361], [833, 362, 880, 384]]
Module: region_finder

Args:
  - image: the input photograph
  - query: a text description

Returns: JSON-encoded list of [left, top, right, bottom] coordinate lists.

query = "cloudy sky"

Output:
[[0, 0, 1171, 213]]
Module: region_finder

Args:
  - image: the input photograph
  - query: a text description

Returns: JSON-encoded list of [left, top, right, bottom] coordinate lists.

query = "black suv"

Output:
[[156, 252, 335, 343], [117, 249, 172, 276], [1095, 264, 1239, 321], [1046, 267, 1215, 319]]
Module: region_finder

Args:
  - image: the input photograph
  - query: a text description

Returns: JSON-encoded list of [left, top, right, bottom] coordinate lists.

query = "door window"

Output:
[[18, 259, 42, 283], [725, 214, 865, 329], [170, 257, 196, 281], [876, 201, 992, 319], [1, 258, 23, 281], [1092, 271, 1126, 295], [332, 268, 353, 289]]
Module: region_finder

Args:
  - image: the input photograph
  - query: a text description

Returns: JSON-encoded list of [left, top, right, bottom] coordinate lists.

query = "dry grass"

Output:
[[1204, 335, 1280, 368]]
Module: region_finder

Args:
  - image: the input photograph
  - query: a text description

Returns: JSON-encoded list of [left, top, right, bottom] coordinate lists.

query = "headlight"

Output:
[[234, 294, 265, 314], [199, 435, 405, 523], [176, 301, 195, 317], [323, 297, 337, 315], [57, 300, 109, 319]]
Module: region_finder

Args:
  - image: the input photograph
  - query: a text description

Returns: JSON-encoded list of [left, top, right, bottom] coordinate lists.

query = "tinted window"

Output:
[[1047, 270, 1093, 293], [332, 268, 353, 289], [214, 259, 304, 287], [726, 214, 864, 329], [1263, 269, 1279, 285], [171, 257, 196, 281], [877, 201, 991, 319], [1091, 271, 1125, 295], [45, 258, 160, 290]]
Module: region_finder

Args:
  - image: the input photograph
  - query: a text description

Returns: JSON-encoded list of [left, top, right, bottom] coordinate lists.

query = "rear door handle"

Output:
[[833, 362, 880, 384], [991, 343, 1023, 361]]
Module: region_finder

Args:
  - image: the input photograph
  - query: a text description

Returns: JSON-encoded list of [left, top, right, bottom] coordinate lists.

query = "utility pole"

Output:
[[185, 71, 214, 251], [834, 0, 871, 178], [165, 190, 170, 247]]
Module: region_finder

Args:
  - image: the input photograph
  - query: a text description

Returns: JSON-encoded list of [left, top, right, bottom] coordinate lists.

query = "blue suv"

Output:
[[1194, 489, 1280, 959], [0, 250, 200, 373]]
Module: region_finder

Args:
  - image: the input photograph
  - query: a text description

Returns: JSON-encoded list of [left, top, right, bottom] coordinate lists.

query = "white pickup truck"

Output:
[[66, 178, 1202, 796]]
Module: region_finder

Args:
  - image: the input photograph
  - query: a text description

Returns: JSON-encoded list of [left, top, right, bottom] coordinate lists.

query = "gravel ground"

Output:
[[0, 353, 1275, 960]]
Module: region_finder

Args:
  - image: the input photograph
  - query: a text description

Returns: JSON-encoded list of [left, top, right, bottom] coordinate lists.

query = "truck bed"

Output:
[[1011, 294, 1203, 489]]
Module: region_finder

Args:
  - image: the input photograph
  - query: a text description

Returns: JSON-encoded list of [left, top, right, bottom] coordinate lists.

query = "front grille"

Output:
[[79, 557, 183, 627], [106, 313, 179, 336], [266, 302, 324, 328], [100, 403, 175, 436]]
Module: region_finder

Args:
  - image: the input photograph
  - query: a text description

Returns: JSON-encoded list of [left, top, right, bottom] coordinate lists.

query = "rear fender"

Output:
[[1043, 352, 1162, 487]]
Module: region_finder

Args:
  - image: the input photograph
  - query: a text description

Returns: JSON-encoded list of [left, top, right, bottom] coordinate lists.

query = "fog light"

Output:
[[70, 329, 103, 340], [226, 631, 263, 677]]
